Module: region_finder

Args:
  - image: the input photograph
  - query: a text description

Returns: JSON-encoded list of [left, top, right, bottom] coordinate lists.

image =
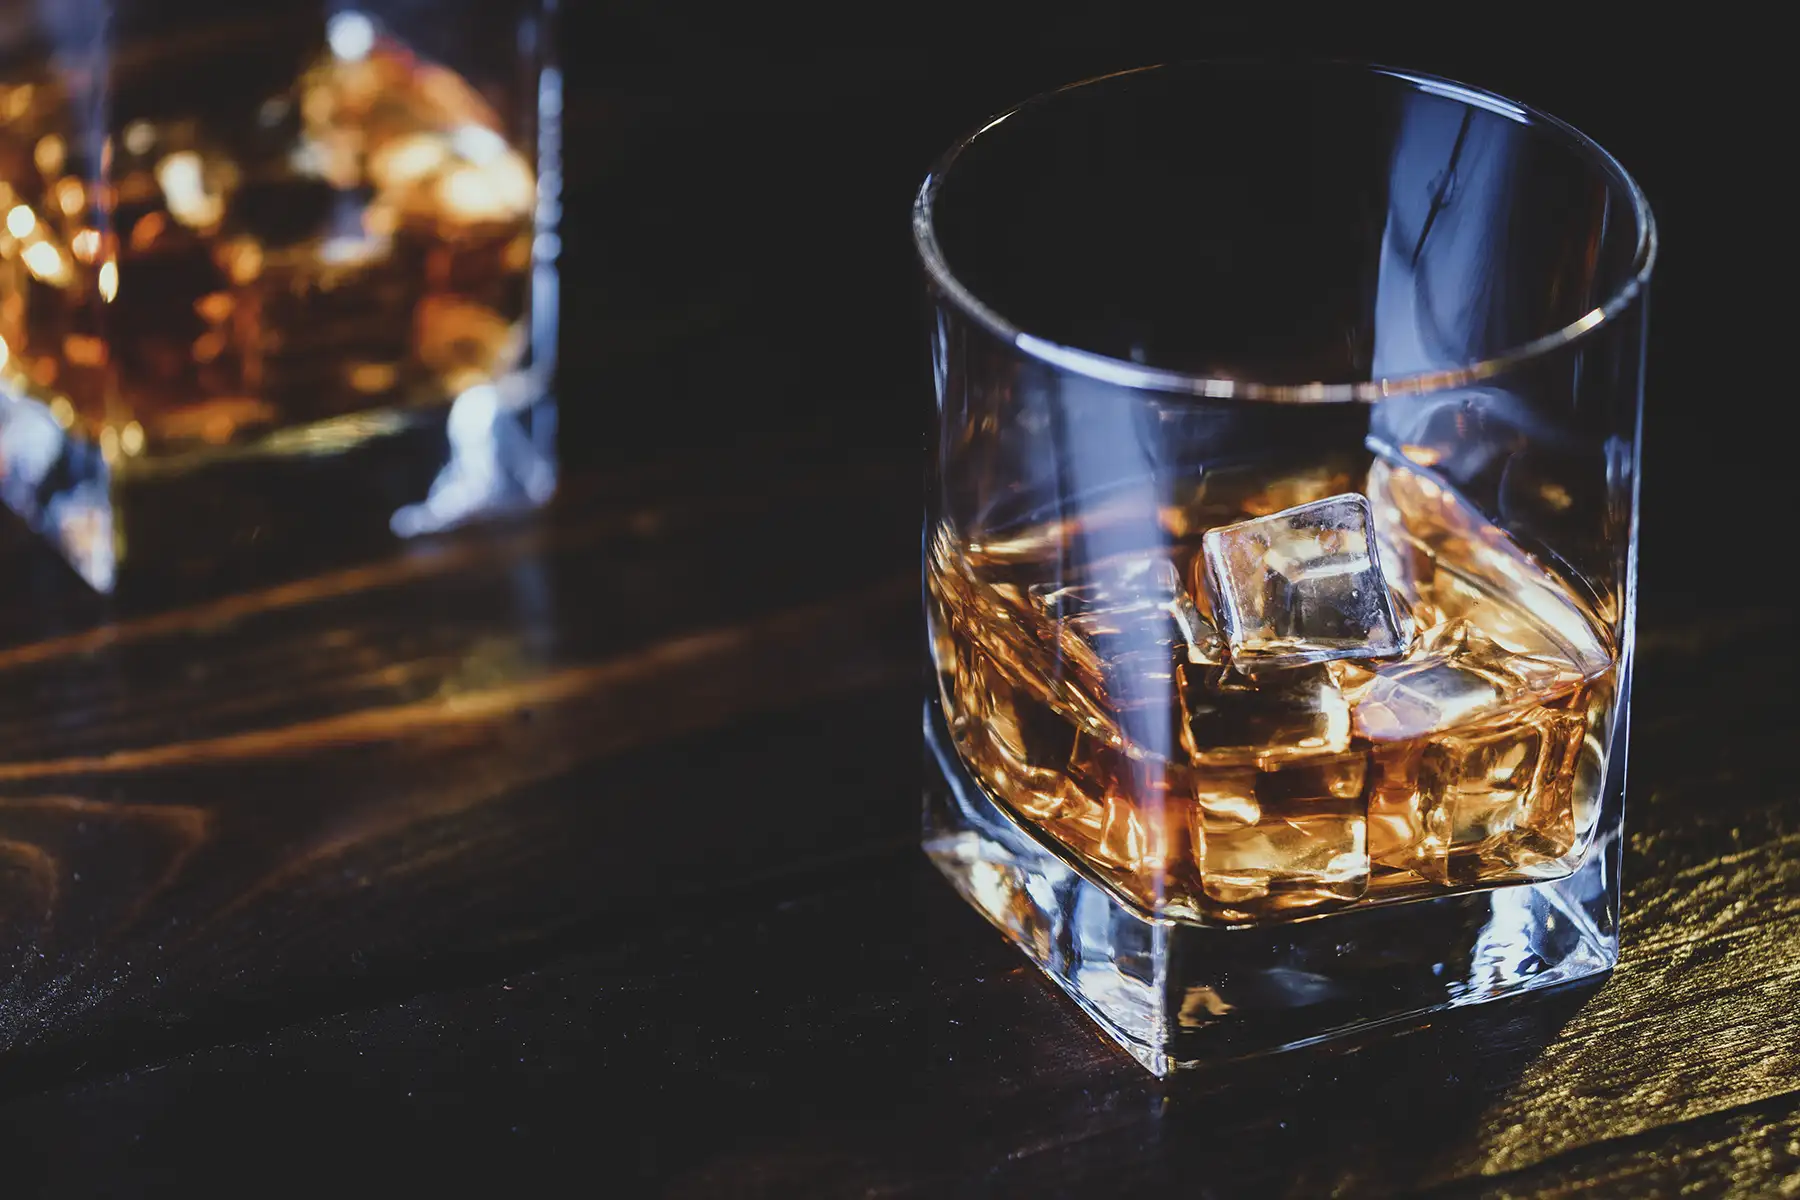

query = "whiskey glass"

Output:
[[0, 0, 559, 591], [918, 62, 1655, 1075]]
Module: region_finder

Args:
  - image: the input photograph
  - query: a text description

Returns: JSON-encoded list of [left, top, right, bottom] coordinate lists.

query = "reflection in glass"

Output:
[[918, 62, 1654, 1072]]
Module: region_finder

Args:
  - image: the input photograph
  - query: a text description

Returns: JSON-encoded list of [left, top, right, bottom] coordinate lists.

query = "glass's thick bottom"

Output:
[[0, 379, 556, 593], [923, 694, 1624, 1076]]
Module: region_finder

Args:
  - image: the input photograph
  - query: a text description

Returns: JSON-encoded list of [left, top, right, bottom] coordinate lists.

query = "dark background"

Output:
[[2, 3, 1790, 1196], [561, 1, 1775, 578]]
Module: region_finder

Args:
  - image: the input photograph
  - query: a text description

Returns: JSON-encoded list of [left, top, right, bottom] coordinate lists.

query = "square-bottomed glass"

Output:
[[918, 62, 1654, 1075], [0, 0, 559, 591]]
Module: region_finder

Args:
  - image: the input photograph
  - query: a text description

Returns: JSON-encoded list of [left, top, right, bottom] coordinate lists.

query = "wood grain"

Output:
[[0, 447, 921, 1067], [0, 587, 1794, 1198], [0, 6, 1791, 1193], [1446, 1093, 1800, 1198]]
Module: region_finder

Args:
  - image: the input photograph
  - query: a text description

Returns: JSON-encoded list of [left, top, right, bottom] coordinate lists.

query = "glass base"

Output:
[[923, 695, 1622, 1076], [0, 376, 556, 594]]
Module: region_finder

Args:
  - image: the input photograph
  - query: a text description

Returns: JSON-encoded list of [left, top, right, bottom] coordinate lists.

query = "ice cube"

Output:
[[1177, 662, 1351, 766], [1200, 493, 1412, 669], [1029, 559, 1223, 754], [1341, 620, 1589, 742], [1368, 707, 1585, 885], [1179, 751, 1370, 916]]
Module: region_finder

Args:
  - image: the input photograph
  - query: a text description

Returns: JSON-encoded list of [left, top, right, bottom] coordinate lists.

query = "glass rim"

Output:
[[911, 60, 1658, 404]]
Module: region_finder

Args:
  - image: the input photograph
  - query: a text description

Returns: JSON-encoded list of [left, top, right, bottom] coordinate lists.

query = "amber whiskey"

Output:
[[0, 10, 555, 589], [926, 451, 1616, 924]]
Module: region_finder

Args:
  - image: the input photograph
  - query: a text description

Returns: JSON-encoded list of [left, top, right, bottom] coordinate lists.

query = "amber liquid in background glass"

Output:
[[927, 450, 1618, 924], [0, 22, 534, 468]]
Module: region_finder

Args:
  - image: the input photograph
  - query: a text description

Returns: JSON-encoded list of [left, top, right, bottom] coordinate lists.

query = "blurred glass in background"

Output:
[[0, 0, 559, 591]]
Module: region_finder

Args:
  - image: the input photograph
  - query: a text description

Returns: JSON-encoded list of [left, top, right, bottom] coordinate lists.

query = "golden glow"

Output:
[[194, 291, 234, 324], [258, 408, 408, 456], [33, 135, 65, 177], [450, 125, 507, 165], [437, 165, 492, 219], [930, 448, 1618, 917], [157, 151, 224, 227], [1178, 987, 1235, 1023], [204, 411, 239, 443], [362, 201, 398, 238], [158, 150, 203, 196], [222, 238, 263, 284], [123, 120, 156, 157], [192, 329, 228, 363], [63, 334, 107, 367], [370, 133, 447, 188], [435, 155, 534, 224], [1400, 444, 1442, 467], [348, 362, 399, 393], [0, 34, 541, 486], [1, 85, 33, 122], [99, 424, 120, 463], [130, 211, 168, 251], [300, 85, 335, 132], [54, 177, 85, 216], [1194, 787, 1261, 828], [23, 241, 68, 284], [148, 396, 276, 445]]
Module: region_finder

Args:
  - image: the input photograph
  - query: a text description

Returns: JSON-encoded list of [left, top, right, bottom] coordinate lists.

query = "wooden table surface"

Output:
[[1, 8, 1795, 1197]]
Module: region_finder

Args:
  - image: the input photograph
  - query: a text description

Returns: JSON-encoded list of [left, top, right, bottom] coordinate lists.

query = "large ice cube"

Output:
[[1200, 493, 1411, 669], [1337, 620, 1589, 742], [1367, 707, 1585, 885], [1178, 751, 1370, 917], [1177, 662, 1351, 766]]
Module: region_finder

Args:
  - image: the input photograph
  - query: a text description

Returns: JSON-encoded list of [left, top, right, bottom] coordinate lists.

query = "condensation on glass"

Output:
[[918, 63, 1654, 1075], [0, 0, 559, 590]]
